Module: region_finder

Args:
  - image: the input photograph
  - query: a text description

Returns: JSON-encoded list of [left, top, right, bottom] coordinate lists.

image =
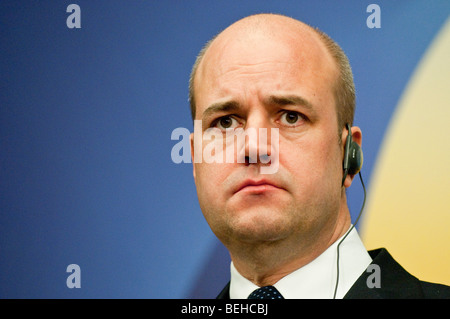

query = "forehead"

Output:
[[194, 18, 338, 116]]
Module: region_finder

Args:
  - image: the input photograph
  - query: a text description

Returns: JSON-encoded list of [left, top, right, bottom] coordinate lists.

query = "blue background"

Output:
[[1, 1, 448, 298]]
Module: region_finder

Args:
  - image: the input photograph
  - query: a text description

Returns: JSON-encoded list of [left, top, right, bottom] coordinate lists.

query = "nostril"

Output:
[[259, 154, 270, 164], [244, 154, 270, 165]]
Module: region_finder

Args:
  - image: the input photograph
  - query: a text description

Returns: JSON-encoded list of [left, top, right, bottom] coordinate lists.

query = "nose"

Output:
[[243, 127, 271, 164], [241, 113, 273, 165]]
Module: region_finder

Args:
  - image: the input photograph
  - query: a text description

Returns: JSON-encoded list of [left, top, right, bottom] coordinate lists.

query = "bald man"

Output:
[[188, 14, 450, 299]]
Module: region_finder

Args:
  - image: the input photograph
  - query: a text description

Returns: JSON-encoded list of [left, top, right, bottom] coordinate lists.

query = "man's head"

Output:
[[189, 14, 362, 278]]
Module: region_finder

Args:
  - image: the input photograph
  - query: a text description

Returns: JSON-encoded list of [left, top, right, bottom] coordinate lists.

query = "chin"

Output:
[[226, 206, 293, 243]]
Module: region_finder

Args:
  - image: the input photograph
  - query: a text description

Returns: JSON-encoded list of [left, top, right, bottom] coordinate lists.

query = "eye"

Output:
[[213, 116, 240, 130], [280, 111, 305, 126]]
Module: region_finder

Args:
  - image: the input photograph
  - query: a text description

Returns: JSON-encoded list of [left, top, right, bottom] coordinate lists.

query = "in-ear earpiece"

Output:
[[342, 124, 363, 186]]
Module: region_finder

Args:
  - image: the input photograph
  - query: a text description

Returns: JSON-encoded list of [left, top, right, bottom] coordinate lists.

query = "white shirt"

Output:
[[229, 226, 372, 299]]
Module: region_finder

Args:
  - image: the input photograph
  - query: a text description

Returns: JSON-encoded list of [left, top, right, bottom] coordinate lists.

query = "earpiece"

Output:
[[342, 124, 363, 186]]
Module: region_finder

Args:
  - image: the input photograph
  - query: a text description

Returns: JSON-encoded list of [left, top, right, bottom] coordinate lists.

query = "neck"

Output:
[[228, 204, 351, 287]]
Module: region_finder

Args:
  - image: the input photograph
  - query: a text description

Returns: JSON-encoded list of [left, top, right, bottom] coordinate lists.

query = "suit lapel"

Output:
[[216, 282, 230, 299]]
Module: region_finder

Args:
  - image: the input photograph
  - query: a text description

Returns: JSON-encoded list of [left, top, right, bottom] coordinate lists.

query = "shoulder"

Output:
[[419, 281, 450, 299], [345, 248, 450, 299]]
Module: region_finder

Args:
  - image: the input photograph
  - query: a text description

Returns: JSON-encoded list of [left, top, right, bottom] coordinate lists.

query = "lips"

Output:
[[234, 179, 283, 194]]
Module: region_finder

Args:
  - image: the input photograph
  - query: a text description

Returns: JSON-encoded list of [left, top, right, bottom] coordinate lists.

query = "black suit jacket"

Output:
[[216, 248, 450, 299]]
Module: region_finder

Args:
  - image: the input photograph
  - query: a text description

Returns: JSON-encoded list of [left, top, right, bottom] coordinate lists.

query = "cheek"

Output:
[[194, 162, 235, 236], [280, 136, 342, 196], [195, 162, 220, 190], [194, 162, 231, 206]]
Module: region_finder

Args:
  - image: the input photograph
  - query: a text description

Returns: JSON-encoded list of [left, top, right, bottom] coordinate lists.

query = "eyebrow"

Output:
[[265, 94, 314, 110], [201, 93, 316, 120], [202, 100, 240, 120]]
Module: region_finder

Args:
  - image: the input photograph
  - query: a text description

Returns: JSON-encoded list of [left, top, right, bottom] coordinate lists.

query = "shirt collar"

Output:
[[229, 227, 372, 299]]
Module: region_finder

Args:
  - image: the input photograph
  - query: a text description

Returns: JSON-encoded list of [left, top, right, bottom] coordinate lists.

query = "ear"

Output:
[[342, 126, 362, 188], [351, 126, 362, 148], [190, 132, 196, 180]]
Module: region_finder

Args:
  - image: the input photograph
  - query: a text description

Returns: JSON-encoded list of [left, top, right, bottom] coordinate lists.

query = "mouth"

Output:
[[234, 179, 284, 195]]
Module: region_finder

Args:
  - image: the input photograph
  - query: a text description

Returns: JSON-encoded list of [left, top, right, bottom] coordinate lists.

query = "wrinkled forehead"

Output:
[[194, 16, 338, 112]]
